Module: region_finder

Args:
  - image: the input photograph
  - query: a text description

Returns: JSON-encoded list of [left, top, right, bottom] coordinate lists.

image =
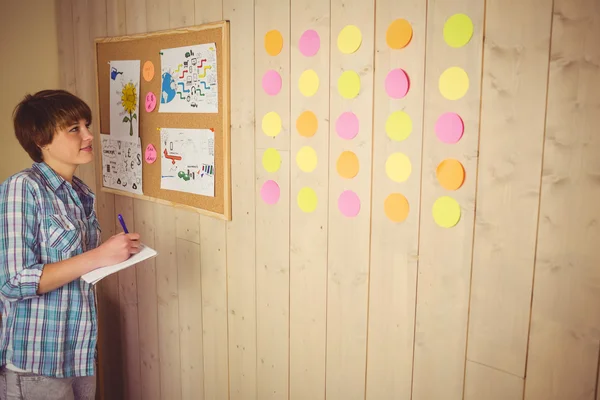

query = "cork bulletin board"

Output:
[[93, 21, 231, 220]]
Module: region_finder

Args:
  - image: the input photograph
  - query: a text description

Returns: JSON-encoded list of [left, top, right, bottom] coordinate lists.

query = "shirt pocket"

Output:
[[42, 214, 83, 254]]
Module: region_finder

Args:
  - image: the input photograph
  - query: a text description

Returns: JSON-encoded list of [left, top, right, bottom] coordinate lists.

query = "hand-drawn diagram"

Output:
[[101, 135, 143, 195], [158, 43, 218, 113], [160, 128, 215, 196], [109, 60, 140, 143]]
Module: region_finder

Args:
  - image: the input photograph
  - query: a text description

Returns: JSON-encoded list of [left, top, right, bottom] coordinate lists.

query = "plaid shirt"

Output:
[[0, 162, 101, 378]]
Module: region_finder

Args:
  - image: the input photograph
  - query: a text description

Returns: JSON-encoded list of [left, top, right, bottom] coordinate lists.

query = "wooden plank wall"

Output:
[[51, 0, 600, 398]]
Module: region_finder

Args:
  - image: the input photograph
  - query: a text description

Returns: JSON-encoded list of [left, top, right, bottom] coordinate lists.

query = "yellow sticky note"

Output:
[[338, 71, 361, 99], [337, 25, 362, 54], [296, 146, 318, 173], [262, 148, 281, 173], [385, 152, 411, 183], [262, 112, 282, 137], [439, 67, 469, 100], [299, 69, 319, 97], [443, 14, 474, 48], [298, 187, 318, 213], [386, 111, 412, 142], [432, 196, 461, 228]]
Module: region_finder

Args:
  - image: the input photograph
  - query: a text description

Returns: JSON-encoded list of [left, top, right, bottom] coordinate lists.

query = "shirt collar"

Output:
[[32, 162, 95, 199]]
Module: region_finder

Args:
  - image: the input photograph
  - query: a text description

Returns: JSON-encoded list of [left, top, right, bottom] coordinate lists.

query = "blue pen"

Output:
[[117, 214, 129, 233]]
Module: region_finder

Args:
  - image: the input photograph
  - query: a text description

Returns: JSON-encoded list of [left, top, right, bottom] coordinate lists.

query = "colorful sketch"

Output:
[[158, 43, 218, 113], [109, 60, 140, 143], [101, 135, 143, 195], [160, 128, 215, 196]]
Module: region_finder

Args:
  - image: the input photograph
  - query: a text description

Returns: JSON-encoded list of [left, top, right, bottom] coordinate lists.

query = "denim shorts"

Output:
[[0, 367, 96, 400]]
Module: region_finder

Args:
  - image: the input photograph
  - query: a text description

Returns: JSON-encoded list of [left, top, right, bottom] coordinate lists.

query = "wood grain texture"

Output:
[[365, 0, 426, 398], [412, 1, 484, 399], [223, 0, 257, 397], [326, 0, 374, 398], [289, 0, 329, 398], [464, 361, 524, 400], [525, 0, 600, 398], [466, 0, 553, 377]]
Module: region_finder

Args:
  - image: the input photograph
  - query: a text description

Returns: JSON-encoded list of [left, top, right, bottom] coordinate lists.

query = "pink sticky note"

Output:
[[435, 112, 464, 144], [262, 70, 282, 96], [385, 69, 410, 99], [145, 143, 157, 164], [145, 92, 157, 112], [336, 112, 359, 140], [338, 190, 360, 217], [261, 180, 280, 205], [299, 29, 320, 57]]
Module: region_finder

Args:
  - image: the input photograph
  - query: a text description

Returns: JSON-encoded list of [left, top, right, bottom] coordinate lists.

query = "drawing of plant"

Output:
[[121, 82, 137, 136]]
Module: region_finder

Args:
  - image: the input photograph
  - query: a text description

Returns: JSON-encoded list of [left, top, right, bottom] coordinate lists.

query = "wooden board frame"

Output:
[[93, 21, 231, 221]]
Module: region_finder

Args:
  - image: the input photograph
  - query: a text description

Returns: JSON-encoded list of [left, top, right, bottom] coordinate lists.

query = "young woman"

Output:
[[0, 90, 141, 399]]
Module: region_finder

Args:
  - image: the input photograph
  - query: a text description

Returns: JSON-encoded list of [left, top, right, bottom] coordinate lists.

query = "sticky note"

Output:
[[262, 70, 282, 96], [298, 187, 318, 213], [144, 143, 157, 164], [142, 60, 155, 81], [386, 19, 413, 49], [296, 111, 318, 137], [296, 146, 318, 173], [262, 112, 282, 137], [299, 69, 319, 97], [145, 92, 157, 112], [337, 25, 362, 54], [439, 67, 469, 100], [336, 151, 359, 179], [385, 152, 411, 183], [336, 112, 359, 140], [261, 180, 280, 205], [265, 30, 283, 56], [338, 70, 360, 99], [436, 159, 465, 190], [299, 29, 320, 57], [384, 193, 409, 223], [338, 190, 360, 217], [435, 112, 464, 144], [262, 148, 281, 173], [443, 14, 474, 48], [432, 196, 461, 228], [385, 68, 410, 99], [386, 111, 412, 142]]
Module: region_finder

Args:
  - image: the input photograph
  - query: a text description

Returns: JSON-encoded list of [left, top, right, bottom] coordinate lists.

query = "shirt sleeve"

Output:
[[0, 176, 44, 301]]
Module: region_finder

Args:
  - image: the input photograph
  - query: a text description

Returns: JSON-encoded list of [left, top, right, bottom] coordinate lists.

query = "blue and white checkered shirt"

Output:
[[0, 162, 101, 378]]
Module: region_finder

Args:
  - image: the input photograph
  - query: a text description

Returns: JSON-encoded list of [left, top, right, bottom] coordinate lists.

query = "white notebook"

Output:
[[82, 243, 158, 285]]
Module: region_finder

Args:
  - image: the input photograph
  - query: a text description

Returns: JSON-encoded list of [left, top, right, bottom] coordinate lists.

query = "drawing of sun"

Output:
[[121, 82, 137, 136]]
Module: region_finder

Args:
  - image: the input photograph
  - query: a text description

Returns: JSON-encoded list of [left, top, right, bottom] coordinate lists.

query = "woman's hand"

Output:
[[93, 232, 141, 267]]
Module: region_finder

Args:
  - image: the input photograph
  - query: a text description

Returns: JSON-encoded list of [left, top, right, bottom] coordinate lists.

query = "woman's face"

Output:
[[42, 119, 94, 168]]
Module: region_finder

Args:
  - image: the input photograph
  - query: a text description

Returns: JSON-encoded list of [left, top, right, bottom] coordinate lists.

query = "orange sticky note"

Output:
[[296, 111, 318, 137], [336, 151, 359, 179], [265, 30, 283, 56], [143, 61, 155, 81], [386, 19, 413, 49], [384, 193, 409, 223], [436, 158, 465, 190]]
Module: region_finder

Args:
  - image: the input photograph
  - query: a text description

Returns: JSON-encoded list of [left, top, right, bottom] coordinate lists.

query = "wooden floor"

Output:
[[54, 0, 600, 398]]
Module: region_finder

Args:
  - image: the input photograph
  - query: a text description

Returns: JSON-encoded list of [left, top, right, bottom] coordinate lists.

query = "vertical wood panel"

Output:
[[145, 1, 181, 399], [326, 0, 374, 397], [366, 0, 426, 398], [412, 0, 484, 398], [56, 0, 77, 93], [194, 4, 230, 399], [222, 0, 257, 397], [255, 0, 290, 398], [289, 0, 329, 398], [525, 0, 600, 398], [464, 361, 524, 400], [153, 204, 182, 400], [176, 237, 204, 399], [466, 0, 552, 379]]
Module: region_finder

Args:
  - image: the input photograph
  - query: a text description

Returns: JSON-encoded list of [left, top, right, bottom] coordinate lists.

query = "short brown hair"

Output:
[[13, 90, 92, 163]]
